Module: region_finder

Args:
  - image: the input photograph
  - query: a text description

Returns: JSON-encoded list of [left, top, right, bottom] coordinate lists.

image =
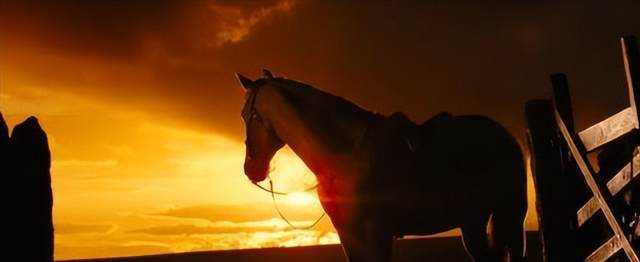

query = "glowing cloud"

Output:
[[209, 0, 294, 47]]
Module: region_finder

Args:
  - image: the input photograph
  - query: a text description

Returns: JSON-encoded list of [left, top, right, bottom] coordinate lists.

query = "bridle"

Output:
[[254, 178, 325, 230], [241, 86, 260, 124], [243, 85, 326, 230]]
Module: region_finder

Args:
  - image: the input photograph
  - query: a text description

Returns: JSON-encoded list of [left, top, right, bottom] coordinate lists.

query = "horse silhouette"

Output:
[[238, 71, 527, 262]]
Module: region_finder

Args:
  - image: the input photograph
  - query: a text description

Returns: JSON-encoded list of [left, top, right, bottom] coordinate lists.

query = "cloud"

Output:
[[54, 243, 172, 260], [0, 0, 298, 140], [208, 0, 294, 48], [104, 144, 137, 158], [53, 159, 118, 168], [55, 223, 118, 235], [143, 202, 335, 231], [155, 203, 326, 223], [0, 86, 103, 118], [0, 1, 295, 57], [127, 221, 340, 252], [1, 0, 186, 58], [55, 212, 339, 260], [128, 219, 289, 235]]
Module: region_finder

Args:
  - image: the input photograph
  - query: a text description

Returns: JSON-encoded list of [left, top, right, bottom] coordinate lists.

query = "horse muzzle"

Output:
[[244, 158, 269, 183]]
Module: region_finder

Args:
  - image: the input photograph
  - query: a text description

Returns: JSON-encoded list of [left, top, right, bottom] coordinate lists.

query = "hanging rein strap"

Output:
[[253, 179, 326, 230], [252, 180, 318, 195]]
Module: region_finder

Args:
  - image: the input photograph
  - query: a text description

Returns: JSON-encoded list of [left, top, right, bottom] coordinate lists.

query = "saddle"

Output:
[[384, 111, 455, 156]]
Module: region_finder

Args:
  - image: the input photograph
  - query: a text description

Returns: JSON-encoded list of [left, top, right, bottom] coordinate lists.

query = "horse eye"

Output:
[[252, 113, 262, 122]]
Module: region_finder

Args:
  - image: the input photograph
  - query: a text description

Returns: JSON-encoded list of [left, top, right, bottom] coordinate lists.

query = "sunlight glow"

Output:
[[268, 146, 318, 193], [282, 192, 318, 206]]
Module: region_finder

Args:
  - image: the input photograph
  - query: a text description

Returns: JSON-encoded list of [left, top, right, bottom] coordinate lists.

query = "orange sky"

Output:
[[1, 0, 639, 260]]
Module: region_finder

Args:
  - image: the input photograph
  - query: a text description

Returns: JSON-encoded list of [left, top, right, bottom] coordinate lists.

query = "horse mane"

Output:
[[256, 76, 381, 153], [258, 76, 375, 119]]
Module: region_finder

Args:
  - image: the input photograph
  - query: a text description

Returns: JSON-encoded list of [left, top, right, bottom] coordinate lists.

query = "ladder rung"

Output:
[[607, 146, 640, 195], [577, 197, 600, 227], [577, 147, 640, 227], [585, 236, 623, 262], [579, 107, 636, 152], [556, 108, 640, 262]]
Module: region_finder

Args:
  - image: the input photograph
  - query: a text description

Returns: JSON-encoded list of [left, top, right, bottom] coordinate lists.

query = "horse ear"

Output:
[[263, 69, 274, 79], [236, 73, 254, 90]]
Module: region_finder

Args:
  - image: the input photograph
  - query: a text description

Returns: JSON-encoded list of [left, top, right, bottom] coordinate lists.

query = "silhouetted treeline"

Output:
[[1, 112, 53, 262]]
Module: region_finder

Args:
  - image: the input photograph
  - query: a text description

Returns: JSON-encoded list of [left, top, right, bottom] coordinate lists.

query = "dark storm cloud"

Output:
[[2, 1, 640, 140], [1, 0, 289, 58], [1, 0, 185, 58], [220, 1, 640, 139], [1, 0, 293, 139]]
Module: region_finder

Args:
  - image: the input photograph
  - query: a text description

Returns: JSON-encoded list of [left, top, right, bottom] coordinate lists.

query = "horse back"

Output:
[[419, 114, 525, 191], [364, 112, 526, 210], [374, 112, 523, 172]]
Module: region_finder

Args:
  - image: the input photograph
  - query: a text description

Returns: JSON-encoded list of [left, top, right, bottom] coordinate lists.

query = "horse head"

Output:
[[237, 72, 285, 183]]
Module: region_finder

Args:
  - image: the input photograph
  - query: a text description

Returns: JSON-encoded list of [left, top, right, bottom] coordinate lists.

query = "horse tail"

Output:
[[491, 146, 528, 261]]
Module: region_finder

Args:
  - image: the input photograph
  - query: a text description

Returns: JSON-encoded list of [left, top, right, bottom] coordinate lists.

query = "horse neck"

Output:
[[262, 83, 378, 180]]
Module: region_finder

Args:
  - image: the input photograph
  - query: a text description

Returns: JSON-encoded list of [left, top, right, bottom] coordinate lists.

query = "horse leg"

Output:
[[492, 201, 528, 261], [461, 214, 494, 262], [337, 221, 392, 262]]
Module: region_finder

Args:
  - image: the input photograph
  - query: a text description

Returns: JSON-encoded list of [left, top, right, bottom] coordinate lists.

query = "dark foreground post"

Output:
[[1, 113, 54, 262]]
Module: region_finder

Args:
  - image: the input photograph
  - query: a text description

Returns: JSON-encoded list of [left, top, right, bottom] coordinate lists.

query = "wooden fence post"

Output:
[[1, 113, 54, 262]]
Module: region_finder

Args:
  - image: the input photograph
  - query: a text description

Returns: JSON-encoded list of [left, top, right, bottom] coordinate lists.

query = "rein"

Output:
[[253, 178, 326, 230], [252, 179, 318, 195]]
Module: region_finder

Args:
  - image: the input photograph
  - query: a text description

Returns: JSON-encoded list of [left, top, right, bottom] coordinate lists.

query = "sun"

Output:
[[283, 192, 318, 206]]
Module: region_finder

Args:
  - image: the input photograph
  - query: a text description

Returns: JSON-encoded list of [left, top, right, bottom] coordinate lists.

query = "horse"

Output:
[[237, 71, 527, 262]]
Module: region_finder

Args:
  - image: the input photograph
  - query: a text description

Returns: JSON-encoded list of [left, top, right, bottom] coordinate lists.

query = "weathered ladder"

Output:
[[552, 36, 640, 261]]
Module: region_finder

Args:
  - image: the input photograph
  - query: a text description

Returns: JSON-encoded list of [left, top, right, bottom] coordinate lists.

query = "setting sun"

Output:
[[282, 192, 319, 206]]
